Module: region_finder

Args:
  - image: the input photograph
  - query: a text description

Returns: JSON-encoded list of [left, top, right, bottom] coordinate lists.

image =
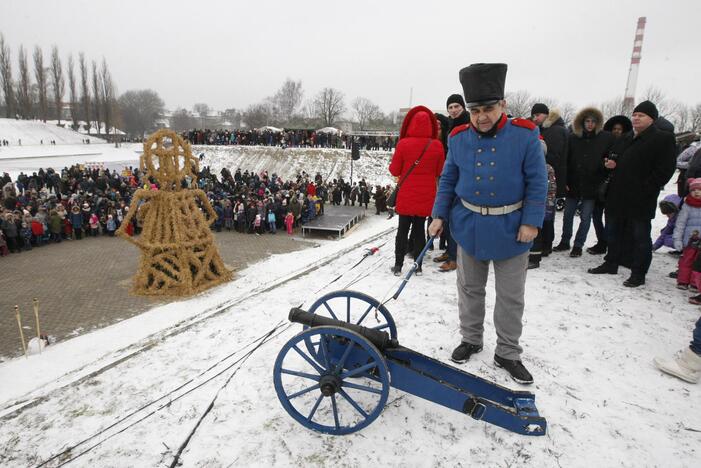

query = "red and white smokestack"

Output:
[[623, 17, 647, 113]]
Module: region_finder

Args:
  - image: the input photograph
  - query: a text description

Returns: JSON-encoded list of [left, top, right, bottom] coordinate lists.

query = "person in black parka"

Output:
[[588, 101, 677, 287], [554, 107, 614, 257]]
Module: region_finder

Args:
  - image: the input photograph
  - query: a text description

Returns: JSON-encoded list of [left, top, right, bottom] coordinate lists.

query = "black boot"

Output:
[[586, 243, 607, 255], [569, 246, 582, 257], [391, 265, 402, 276], [494, 354, 534, 384], [623, 275, 645, 287], [527, 254, 540, 269], [451, 342, 483, 364], [587, 262, 618, 274], [552, 242, 570, 252]]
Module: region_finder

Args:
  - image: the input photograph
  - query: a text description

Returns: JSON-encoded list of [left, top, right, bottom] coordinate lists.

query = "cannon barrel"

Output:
[[289, 308, 399, 351]]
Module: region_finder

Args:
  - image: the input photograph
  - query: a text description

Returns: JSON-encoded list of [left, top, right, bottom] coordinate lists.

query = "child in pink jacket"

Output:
[[285, 212, 294, 235]]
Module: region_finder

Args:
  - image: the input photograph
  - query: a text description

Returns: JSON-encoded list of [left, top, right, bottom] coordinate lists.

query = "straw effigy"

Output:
[[116, 129, 232, 296]]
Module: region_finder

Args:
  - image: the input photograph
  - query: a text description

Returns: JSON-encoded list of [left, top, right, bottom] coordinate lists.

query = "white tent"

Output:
[[257, 126, 283, 133], [316, 127, 341, 135]]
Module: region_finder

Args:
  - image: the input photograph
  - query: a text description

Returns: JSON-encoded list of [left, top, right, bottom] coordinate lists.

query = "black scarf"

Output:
[[474, 114, 506, 138]]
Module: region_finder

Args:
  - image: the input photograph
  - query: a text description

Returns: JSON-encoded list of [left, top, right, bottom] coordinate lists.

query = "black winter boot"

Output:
[[587, 262, 618, 274], [552, 242, 570, 252], [450, 342, 483, 364]]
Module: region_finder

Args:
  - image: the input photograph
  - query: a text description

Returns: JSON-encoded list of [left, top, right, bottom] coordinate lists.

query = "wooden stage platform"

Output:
[[301, 205, 366, 239]]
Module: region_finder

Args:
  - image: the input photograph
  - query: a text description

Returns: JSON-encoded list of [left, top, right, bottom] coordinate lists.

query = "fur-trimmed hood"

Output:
[[572, 107, 604, 137], [542, 108, 565, 129]]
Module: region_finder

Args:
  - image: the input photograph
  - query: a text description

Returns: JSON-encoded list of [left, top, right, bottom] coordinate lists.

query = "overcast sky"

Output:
[[1, 0, 699, 115]]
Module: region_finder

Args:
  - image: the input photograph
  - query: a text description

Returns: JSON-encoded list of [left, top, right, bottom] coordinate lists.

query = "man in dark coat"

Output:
[[588, 115, 633, 254], [553, 107, 613, 257], [531, 104, 568, 199], [588, 101, 677, 287], [434, 95, 470, 272], [532, 104, 569, 256]]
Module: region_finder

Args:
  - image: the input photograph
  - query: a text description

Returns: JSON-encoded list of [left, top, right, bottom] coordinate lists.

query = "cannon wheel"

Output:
[[273, 326, 390, 435], [303, 290, 397, 361]]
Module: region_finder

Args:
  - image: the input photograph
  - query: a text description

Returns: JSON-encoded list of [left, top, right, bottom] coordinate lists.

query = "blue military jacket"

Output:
[[432, 114, 547, 261]]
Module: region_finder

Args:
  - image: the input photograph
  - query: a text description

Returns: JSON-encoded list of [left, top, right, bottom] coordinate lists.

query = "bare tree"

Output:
[[600, 96, 625, 120], [504, 90, 532, 119], [193, 103, 210, 128], [351, 97, 382, 130], [17, 45, 32, 119], [100, 58, 117, 138], [559, 103, 576, 127], [314, 87, 346, 127], [0, 33, 15, 118], [66, 54, 79, 128], [91, 60, 101, 134], [220, 108, 241, 128], [33, 46, 48, 122], [667, 102, 691, 133], [50, 45, 65, 124], [79, 52, 90, 131], [690, 103, 701, 133], [170, 108, 197, 132], [301, 98, 318, 120], [273, 78, 303, 124], [241, 102, 274, 129], [118, 89, 164, 137]]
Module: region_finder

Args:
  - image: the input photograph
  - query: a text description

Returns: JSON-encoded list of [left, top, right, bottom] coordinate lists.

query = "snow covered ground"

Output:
[[0, 183, 699, 467], [0, 141, 698, 467]]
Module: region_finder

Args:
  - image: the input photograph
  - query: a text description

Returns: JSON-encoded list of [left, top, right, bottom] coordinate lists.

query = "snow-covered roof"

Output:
[[316, 127, 341, 134], [256, 126, 283, 133]]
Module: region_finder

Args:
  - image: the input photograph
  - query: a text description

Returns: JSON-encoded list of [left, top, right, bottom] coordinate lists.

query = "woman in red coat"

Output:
[[389, 105, 445, 275]]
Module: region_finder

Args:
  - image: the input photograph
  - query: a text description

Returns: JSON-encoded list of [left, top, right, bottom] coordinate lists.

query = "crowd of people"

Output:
[[181, 128, 397, 151], [387, 62, 699, 385], [0, 164, 397, 256]]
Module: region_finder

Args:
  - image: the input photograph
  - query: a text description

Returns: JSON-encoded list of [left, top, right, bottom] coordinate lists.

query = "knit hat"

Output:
[[633, 100, 659, 120], [531, 103, 549, 116], [446, 94, 465, 109], [689, 178, 701, 191]]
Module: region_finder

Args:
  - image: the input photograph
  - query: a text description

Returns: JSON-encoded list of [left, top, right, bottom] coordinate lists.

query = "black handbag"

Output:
[[387, 139, 432, 208]]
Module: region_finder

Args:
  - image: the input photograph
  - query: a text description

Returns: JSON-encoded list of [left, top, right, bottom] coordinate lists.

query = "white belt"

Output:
[[461, 199, 523, 216]]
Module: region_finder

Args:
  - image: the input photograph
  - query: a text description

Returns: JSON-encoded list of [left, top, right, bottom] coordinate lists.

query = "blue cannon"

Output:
[[272, 290, 547, 436]]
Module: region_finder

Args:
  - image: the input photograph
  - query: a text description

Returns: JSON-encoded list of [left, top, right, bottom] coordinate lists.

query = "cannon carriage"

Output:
[[273, 291, 547, 436]]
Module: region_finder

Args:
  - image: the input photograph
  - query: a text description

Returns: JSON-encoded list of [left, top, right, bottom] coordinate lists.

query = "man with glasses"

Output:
[[428, 63, 547, 384]]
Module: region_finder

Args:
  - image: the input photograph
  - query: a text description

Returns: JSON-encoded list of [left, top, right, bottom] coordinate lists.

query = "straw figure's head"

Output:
[[140, 129, 199, 190]]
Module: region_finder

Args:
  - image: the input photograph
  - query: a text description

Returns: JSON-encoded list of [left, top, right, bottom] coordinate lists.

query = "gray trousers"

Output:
[[456, 246, 529, 360]]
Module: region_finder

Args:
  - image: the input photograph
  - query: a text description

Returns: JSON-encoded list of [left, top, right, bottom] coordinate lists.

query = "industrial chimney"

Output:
[[622, 17, 647, 114]]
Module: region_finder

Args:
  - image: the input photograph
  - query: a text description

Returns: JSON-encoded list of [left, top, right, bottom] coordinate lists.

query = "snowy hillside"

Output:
[[199, 145, 395, 186], [0, 142, 393, 187], [0, 143, 141, 180], [0, 118, 106, 146], [0, 188, 699, 467]]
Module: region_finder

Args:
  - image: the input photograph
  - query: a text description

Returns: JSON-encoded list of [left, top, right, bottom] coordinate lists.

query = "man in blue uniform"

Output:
[[428, 63, 547, 384]]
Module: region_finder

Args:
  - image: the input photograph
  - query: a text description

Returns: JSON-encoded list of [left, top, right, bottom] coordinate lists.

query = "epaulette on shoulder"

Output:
[[510, 118, 537, 131], [449, 124, 470, 138]]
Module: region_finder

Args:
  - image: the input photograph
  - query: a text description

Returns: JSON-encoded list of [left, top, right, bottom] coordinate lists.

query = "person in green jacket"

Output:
[[49, 209, 62, 243]]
